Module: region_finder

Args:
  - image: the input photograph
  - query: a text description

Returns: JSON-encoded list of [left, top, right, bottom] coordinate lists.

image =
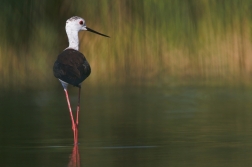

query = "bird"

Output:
[[53, 16, 109, 145]]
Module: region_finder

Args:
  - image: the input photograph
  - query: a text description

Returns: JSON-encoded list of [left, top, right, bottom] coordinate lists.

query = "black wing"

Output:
[[53, 49, 91, 86]]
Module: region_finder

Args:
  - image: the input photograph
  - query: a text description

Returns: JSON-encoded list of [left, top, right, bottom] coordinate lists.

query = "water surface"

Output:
[[1, 85, 252, 166]]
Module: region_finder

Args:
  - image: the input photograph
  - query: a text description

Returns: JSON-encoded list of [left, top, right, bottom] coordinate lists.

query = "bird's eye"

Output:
[[79, 21, 83, 25]]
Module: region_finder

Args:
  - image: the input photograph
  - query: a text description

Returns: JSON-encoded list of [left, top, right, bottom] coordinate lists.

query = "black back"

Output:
[[53, 49, 91, 86]]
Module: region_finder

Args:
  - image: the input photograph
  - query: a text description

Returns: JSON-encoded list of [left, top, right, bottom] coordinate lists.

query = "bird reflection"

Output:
[[68, 145, 80, 167]]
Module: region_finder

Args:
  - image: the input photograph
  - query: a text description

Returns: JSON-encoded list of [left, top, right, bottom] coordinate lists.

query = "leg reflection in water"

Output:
[[68, 145, 80, 167]]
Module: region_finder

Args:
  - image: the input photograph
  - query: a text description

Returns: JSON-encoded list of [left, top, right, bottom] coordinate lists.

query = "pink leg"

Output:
[[74, 87, 81, 145], [64, 89, 77, 144], [75, 128, 78, 145], [76, 87, 81, 126]]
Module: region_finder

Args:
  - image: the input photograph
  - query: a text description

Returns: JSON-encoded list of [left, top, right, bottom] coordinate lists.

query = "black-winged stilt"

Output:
[[53, 16, 109, 145]]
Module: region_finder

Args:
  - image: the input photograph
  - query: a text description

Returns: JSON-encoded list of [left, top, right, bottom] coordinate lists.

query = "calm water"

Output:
[[1, 85, 252, 167]]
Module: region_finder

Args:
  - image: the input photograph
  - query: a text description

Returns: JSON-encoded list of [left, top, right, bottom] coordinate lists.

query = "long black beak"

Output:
[[86, 27, 110, 38]]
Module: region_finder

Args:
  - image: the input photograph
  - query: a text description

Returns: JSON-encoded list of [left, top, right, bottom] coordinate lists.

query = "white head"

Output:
[[66, 16, 87, 32], [65, 16, 109, 50]]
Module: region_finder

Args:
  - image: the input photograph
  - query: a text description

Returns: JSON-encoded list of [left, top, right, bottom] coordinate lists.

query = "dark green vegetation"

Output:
[[0, 0, 252, 89]]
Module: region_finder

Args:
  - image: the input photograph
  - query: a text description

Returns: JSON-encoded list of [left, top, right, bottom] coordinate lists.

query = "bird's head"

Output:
[[66, 16, 109, 37], [66, 16, 87, 31]]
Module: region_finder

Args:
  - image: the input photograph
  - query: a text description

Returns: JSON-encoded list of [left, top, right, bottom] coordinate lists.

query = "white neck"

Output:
[[66, 28, 79, 50]]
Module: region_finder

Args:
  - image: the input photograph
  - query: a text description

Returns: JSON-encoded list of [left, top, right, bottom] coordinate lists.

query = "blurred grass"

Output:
[[0, 0, 252, 90]]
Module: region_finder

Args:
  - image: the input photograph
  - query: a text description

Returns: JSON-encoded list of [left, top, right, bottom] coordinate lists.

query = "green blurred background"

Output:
[[2, 1, 252, 166], [1, 0, 252, 90]]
